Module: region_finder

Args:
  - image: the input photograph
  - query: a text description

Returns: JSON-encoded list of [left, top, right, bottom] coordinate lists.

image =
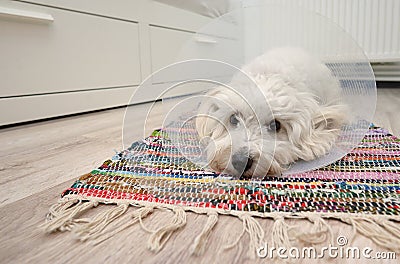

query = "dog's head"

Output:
[[195, 73, 347, 178]]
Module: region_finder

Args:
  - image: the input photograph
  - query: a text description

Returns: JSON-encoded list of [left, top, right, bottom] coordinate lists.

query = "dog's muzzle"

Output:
[[232, 152, 253, 174]]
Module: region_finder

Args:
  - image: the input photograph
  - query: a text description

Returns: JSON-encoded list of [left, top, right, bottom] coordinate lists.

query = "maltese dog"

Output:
[[195, 47, 348, 178]]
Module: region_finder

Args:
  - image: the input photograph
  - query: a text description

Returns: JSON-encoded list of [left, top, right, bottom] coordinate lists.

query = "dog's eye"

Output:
[[267, 120, 281, 132], [229, 114, 239, 126]]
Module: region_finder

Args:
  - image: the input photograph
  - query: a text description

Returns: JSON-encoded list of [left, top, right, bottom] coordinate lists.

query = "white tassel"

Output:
[[222, 214, 264, 259], [148, 207, 187, 252], [346, 217, 400, 252], [242, 215, 265, 259], [293, 215, 334, 245], [379, 219, 400, 240], [46, 198, 79, 221], [74, 203, 129, 241], [91, 206, 154, 245], [42, 200, 98, 233], [222, 223, 246, 251], [191, 212, 218, 256], [271, 216, 292, 250]]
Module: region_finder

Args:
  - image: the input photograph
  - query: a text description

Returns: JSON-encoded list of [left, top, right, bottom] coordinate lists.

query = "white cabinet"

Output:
[[0, 0, 211, 126]]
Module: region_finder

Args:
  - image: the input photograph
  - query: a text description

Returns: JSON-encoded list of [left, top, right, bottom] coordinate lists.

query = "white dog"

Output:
[[195, 47, 347, 178]]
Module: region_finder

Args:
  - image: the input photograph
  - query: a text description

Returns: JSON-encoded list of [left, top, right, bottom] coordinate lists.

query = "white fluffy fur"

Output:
[[195, 47, 348, 177]]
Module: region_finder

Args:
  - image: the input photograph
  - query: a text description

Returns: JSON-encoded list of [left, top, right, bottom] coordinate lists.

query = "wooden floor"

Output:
[[0, 88, 399, 263]]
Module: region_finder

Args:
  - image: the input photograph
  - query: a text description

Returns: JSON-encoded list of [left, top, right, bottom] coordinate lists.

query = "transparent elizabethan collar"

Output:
[[123, 59, 275, 180], [174, 2, 377, 174]]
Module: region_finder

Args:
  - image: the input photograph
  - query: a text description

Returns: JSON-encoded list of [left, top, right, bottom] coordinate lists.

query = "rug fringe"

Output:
[[42, 199, 98, 233], [148, 207, 187, 252], [43, 198, 400, 257], [379, 219, 400, 240], [74, 203, 129, 241], [271, 216, 292, 250], [191, 212, 218, 256], [242, 214, 265, 259], [342, 216, 400, 252], [90, 206, 154, 245], [222, 214, 265, 259], [46, 198, 79, 221], [292, 215, 334, 245]]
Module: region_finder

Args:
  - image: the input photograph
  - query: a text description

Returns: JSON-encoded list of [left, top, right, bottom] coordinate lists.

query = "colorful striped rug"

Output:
[[44, 125, 400, 256]]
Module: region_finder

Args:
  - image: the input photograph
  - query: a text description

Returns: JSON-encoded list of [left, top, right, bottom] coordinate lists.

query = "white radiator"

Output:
[[269, 0, 400, 62], [245, 0, 400, 81]]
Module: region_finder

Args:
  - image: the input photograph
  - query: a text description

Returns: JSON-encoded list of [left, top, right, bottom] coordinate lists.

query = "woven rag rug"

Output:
[[44, 125, 400, 256]]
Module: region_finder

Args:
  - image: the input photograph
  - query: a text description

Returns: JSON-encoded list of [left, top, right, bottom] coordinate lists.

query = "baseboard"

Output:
[[376, 81, 400, 89], [0, 99, 161, 130]]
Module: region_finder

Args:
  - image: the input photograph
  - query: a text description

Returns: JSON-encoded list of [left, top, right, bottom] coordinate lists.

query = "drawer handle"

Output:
[[0, 6, 54, 22], [195, 35, 217, 44]]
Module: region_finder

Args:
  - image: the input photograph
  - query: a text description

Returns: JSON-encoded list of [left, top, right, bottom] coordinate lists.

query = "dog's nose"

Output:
[[232, 153, 253, 173]]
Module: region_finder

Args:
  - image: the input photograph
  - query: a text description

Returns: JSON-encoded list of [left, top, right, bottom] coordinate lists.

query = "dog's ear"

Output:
[[305, 104, 348, 159], [195, 89, 222, 138], [312, 104, 347, 131]]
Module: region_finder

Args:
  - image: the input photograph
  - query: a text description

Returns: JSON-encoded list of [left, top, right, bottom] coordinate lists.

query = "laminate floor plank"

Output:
[[0, 89, 398, 263]]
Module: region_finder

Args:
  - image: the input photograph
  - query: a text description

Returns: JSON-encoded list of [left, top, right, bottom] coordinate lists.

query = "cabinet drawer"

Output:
[[0, 2, 141, 97], [0, 87, 136, 126], [17, 0, 211, 32], [150, 25, 242, 72], [149, 25, 240, 95], [150, 26, 195, 73]]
